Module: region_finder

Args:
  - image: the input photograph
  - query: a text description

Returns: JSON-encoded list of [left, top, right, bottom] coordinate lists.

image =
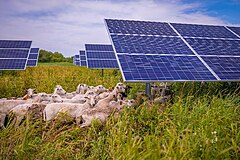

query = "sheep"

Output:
[[43, 96, 96, 122], [9, 103, 46, 126], [22, 88, 36, 100], [76, 84, 88, 94], [77, 93, 116, 127], [51, 94, 88, 104], [0, 100, 28, 128], [94, 85, 107, 94], [53, 85, 67, 95], [56, 96, 97, 122]]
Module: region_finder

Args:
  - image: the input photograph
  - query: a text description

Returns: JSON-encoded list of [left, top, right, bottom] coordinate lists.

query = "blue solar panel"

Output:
[[74, 54, 80, 66], [106, 19, 177, 36], [0, 59, 27, 70], [0, 40, 32, 70], [118, 54, 216, 81], [171, 23, 239, 39], [85, 44, 113, 51], [185, 38, 240, 56], [75, 61, 80, 66], [106, 19, 240, 81], [202, 56, 240, 80], [0, 40, 32, 48], [87, 60, 118, 69], [87, 51, 116, 59], [0, 49, 29, 58], [30, 48, 39, 53], [27, 60, 37, 66], [81, 61, 87, 66], [85, 44, 118, 69], [227, 26, 240, 37], [79, 51, 87, 66], [111, 35, 194, 55], [28, 54, 38, 59], [27, 48, 39, 67]]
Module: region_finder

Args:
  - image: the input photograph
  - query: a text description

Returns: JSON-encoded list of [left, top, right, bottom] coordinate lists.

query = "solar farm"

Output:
[[0, 19, 240, 159]]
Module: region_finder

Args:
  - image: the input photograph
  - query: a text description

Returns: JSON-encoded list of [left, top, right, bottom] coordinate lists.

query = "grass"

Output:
[[0, 66, 239, 159], [38, 62, 74, 66]]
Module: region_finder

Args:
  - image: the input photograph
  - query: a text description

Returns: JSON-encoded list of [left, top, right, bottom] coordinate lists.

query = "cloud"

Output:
[[0, 0, 236, 57]]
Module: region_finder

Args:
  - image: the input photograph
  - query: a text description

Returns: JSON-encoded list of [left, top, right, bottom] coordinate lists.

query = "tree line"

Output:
[[38, 50, 73, 63]]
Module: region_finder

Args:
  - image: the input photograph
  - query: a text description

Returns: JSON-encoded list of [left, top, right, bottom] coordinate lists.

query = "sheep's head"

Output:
[[26, 88, 35, 97], [51, 94, 63, 103], [77, 84, 88, 94], [96, 85, 107, 93], [85, 96, 97, 107], [54, 85, 67, 95], [115, 86, 125, 93], [127, 99, 137, 108], [39, 93, 50, 102]]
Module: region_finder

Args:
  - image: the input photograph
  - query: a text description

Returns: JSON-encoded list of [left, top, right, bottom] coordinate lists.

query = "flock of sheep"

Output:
[[0, 82, 171, 129]]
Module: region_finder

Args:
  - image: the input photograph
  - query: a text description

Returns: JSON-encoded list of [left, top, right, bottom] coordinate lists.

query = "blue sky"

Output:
[[0, 0, 239, 57]]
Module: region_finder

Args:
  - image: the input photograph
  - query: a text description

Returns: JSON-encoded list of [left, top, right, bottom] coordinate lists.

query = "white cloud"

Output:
[[0, 0, 234, 57]]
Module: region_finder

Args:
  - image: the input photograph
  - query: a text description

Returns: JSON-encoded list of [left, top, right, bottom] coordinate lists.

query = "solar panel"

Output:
[[27, 48, 40, 67], [74, 54, 80, 66], [79, 50, 87, 66], [171, 23, 239, 39], [227, 26, 240, 37], [0, 40, 32, 70], [105, 19, 240, 82], [185, 38, 240, 56], [85, 44, 118, 69], [118, 54, 216, 81], [111, 35, 194, 55]]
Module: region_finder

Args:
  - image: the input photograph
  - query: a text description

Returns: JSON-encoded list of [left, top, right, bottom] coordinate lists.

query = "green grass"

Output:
[[0, 66, 239, 159], [38, 62, 74, 66]]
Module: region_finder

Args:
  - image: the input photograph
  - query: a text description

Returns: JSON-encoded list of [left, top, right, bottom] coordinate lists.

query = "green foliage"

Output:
[[38, 49, 73, 63], [0, 66, 239, 159]]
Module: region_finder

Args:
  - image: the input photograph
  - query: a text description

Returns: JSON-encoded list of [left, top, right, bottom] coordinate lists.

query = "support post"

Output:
[[101, 69, 104, 78], [145, 83, 151, 98]]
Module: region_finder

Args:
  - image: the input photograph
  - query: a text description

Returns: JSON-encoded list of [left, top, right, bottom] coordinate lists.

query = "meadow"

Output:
[[0, 65, 239, 159]]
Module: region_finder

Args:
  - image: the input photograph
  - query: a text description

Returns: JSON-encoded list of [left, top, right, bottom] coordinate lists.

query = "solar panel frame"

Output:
[[0, 40, 32, 70], [105, 19, 240, 82]]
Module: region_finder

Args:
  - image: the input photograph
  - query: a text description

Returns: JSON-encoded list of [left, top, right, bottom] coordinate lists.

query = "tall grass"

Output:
[[0, 66, 239, 159]]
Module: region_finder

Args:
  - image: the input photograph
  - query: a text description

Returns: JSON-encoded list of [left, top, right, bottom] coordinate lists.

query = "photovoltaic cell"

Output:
[[27, 60, 37, 66], [74, 54, 80, 66], [85, 44, 118, 69], [171, 23, 239, 39], [118, 54, 216, 81], [185, 38, 240, 56], [27, 48, 39, 67], [227, 26, 240, 37], [202, 57, 240, 80], [105, 19, 177, 36], [111, 35, 194, 55]]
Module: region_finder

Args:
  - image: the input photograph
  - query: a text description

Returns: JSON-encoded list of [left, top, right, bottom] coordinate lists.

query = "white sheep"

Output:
[[53, 85, 67, 95], [76, 84, 88, 94], [51, 94, 88, 104], [43, 96, 96, 122], [77, 93, 117, 127]]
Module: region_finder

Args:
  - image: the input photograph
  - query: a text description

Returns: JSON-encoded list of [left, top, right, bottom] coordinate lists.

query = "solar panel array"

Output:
[[85, 44, 118, 69], [27, 48, 40, 67], [0, 40, 32, 70], [105, 19, 240, 82], [73, 55, 80, 66], [79, 50, 87, 66]]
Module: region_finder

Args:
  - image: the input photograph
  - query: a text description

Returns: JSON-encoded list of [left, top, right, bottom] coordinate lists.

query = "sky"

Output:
[[0, 0, 240, 57]]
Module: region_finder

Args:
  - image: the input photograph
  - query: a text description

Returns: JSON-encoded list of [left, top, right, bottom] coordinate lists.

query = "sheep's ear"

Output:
[[84, 96, 90, 99]]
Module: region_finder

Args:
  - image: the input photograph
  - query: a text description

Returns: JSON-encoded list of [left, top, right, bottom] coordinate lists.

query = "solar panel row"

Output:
[[105, 19, 240, 82], [79, 50, 87, 66]]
